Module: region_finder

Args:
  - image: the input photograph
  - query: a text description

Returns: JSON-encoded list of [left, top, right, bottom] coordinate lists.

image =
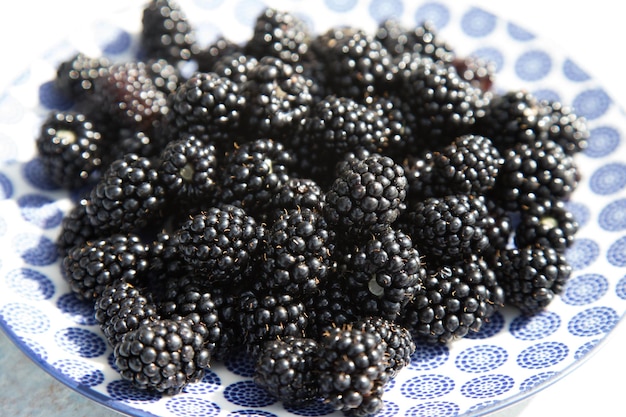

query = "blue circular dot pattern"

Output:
[[56, 293, 99, 325], [461, 374, 515, 398], [567, 306, 619, 337], [17, 194, 64, 229], [572, 88, 611, 120], [54, 327, 107, 358], [585, 126, 621, 158], [166, 397, 221, 417], [589, 163, 626, 195], [515, 50, 552, 81], [5, 268, 55, 300], [509, 311, 561, 340], [409, 343, 450, 370], [455, 345, 508, 373], [562, 274, 609, 305], [401, 374, 455, 399], [415, 2, 450, 29], [407, 401, 460, 417], [516, 342, 569, 369], [461, 8, 497, 37], [223, 381, 277, 407], [566, 238, 600, 270], [52, 358, 105, 387], [0, 171, 13, 199]]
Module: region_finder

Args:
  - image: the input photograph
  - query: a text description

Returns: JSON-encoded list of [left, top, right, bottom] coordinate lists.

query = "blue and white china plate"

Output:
[[0, 1, 625, 416]]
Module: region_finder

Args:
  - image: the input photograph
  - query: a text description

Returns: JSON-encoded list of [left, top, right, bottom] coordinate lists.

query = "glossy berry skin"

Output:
[[514, 199, 578, 253], [54, 52, 110, 100], [375, 19, 455, 63], [56, 199, 98, 257]]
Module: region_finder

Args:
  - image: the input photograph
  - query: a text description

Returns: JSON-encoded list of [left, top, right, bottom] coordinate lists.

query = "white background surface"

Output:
[[0, 1, 624, 416]]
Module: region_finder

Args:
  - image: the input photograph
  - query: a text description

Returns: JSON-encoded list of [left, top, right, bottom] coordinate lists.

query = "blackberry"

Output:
[[241, 56, 314, 140], [86, 153, 166, 234], [310, 27, 393, 99], [174, 205, 265, 283], [54, 52, 110, 100], [364, 94, 416, 157], [140, 0, 199, 62], [304, 280, 359, 340], [431, 134, 503, 195], [211, 52, 259, 84], [394, 54, 489, 149], [254, 336, 320, 405], [267, 177, 325, 221], [165, 72, 246, 147], [146, 230, 193, 277], [315, 326, 388, 416], [95, 279, 159, 346], [109, 129, 163, 163], [352, 317, 415, 378], [495, 138, 580, 210], [402, 153, 442, 204], [56, 199, 98, 257], [339, 227, 425, 320], [195, 37, 243, 73], [482, 197, 514, 258], [515, 199, 578, 253], [157, 135, 219, 204], [237, 289, 309, 357], [324, 154, 408, 236], [375, 19, 455, 64], [258, 207, 335, 297], [401, 255, 505, 343], [218, 138, 294, 215], [494, 246, 572, 315], [114, 317, 211, 394], [537, 100, 589, 155], [144, 58, 182, 95], [36, 111, 103, 189], [405, 194, 490, 263], [62, 233, 149, 302], [245, 8, 311, 66], [452, 55, 495, 92]]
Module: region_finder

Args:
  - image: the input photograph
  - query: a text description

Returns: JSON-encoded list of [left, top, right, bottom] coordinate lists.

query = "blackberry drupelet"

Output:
[[54, 52, 110, 100], [258, 207, 335, 297], [237, 289, 309, 357], [86, 153, 166, 234], [339, 227, 425, 321], [393, 54, 489, 149], [324, 154, 408, 236], [165, 72, 246, 147], [375, 19, 455, 64], [494, 245, 572, 316], [254, 336, 320, 405], [218, 138, 294, 215], [140, 0, 199, 62], [315, 326, 388, 416], [174, 205, 265, 283], [514, 199, 579, 253], [114, 317, 211, 394], [267, 177, 325, 221], [431, 134, 503, 195], [36, 111, 103, 189], [95, 278, 159, 346], [405, 194, 490, 263], [62, 233, 149, 302], [157, 135, 219, 204], [195, 37, 244, 73], [352, 317, 415, 378], [241, 56, 314, 140], [537, 100, 589, 155], [245, 8, 311, 66], [304, 280, 359, 340], [401, 255, 505, 343], [56, 199, 98, 257], [495, 138, 580, 211]]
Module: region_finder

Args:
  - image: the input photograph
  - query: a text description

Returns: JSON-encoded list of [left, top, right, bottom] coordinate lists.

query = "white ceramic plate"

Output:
[[1, 1, 625, 416]]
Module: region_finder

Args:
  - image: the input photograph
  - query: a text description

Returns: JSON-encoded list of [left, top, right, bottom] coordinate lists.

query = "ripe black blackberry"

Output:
[[495, 138, 580, 211], [210, 52, 259, 84], [375, 19, 455, 64], [54, 52, 110, 100], [146, 230, 193, 277], [401, 255, 505, 343], [352, 317, 415, 378], [62, 233, 149, 302], [324, 154, 408, 236], [304, 280, 359, 340], [254, 336, 320, 405], [56, 199, 98, 257], [109, 129, 163, 164], [258, 207, 335, 297], [86, 153, 166, 234], [310, 27, 393, 99], [431, 134, 503, 195], [140, 0, 199, 62], [245, 8, 311, 66], [165, 72, 246, 147], [144, 58, 182, 95], [267, 177, 325, 221], [402, 153, 443, 204], [114, 317, 211, 394], [237, 289, 309, 357], [36, 111, 103, 189], [515, 199, 579, 253], [452, 55, 496, 92], [195, 37, 243, 73], [315, 326, 388, 416], [363, 94, 416, 157], [537, 100, 589, 155], [218, 138, 294, 215], [157, 135, 219, 204], [174, 205, 265, 283], [241, 56, 314, 140], [95, 278, 159, 346], [393, 54, 489, 149], [482, 197, 514, 258], [494, 245, 572, 315], [339, 227, 425, 320], [404, 194, 490, 263]]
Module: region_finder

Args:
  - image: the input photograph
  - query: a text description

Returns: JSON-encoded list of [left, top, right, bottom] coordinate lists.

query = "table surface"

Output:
[[1, 1, 624, 416]]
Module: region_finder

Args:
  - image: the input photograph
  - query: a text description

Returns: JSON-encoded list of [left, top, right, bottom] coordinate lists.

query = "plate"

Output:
[[0, 1, 625, 417]]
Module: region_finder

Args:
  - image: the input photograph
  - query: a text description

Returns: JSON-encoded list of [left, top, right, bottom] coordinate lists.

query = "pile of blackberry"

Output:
[[42, 0, 588, 414]]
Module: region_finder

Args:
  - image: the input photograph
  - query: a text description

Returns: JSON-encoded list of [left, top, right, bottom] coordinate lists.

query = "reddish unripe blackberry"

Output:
[[62, 233, 149, 302], [324, 154, 408, 236], [175, 205, 265, 283], [254, 336, 320, 405], [86, 153, 166, 234], [114, 317, 210, 394], [36, 111, 103, 189]]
